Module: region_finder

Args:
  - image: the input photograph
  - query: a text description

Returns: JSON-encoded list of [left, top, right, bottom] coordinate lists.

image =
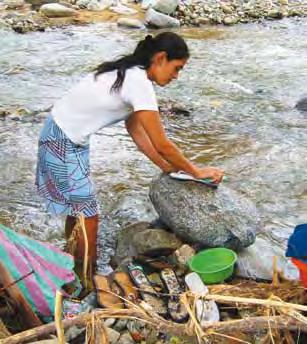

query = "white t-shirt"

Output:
[[52, 66, 158, 145]]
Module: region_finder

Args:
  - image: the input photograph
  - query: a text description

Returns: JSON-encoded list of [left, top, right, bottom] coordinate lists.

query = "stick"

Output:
[[1, 314, 89, 344], [54, 291, 65, 344], [209, 315, 307, 334], [79, 215, 89, 290], [3, 310, 307, 344], [0, 270, 34, 294], [204, 294, 307, 312]]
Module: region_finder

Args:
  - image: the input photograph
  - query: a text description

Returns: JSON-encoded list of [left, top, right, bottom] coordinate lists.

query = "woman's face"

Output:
[[147, 52, 187, 86]]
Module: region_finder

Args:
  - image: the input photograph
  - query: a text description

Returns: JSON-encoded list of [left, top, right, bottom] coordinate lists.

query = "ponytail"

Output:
[[95, 32, 189, 92]]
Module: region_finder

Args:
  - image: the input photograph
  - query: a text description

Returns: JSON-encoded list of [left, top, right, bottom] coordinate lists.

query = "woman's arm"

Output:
[[127, 110, 224, 182], [125, 114, 175, 173]]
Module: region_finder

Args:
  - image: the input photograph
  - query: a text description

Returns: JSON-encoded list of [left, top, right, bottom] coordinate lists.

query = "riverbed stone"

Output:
[[132, 228, 182, 256], [153, 0, 179, 15], [117, 17, 145, 29], [3, 0, 26, 9], [25, 0, 58, 5], [237, 230, 300, 281], [114, 221, 150, 263], [110, 4, 138, 15], [114, 221, 182, 263], [149, 174, 261, 250], [295, 97, 307, 112], [107, 328, 121, 344], [223, 15, 239, 25], [40, 3, 77, 17], [145, 8, 180, 28], [117, 331, 135, 344]]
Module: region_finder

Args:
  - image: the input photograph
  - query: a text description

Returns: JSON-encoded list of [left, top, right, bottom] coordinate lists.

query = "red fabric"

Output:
[[291, 258, 307, 288]]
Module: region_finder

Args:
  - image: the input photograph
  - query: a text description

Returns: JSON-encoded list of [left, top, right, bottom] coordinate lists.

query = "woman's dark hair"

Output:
[[95, 32, 189, 92]]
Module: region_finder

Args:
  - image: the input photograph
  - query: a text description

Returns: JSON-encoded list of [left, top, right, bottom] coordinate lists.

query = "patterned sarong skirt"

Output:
[[35, 116, 98, 217]]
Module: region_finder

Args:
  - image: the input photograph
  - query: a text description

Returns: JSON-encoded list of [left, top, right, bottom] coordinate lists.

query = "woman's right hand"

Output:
[[193, 167, 224, 184]]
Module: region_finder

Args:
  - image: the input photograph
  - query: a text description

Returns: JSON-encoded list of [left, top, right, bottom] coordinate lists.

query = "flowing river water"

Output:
[[0, 19, 306, 271]]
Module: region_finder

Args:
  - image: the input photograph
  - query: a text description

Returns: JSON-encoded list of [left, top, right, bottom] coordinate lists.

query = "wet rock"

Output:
[[110, 4, 138, 15], [40, 3, 77, 17], [149, 174, 261, 250], [104, 318, 116, 327], [132, 228, 182, 256], [117, 17, 145, 29], [106, 327, 121, 344], [198, 16, 210, 25], [114, 221, 182, 263], [76, 0, 104, 10], [267, 9, 283, 19], [117, 331, 135, 344], [153, 0, 179, 15], [141, 0, 156, 10], [114, 221, 151, 263], [2, 12, 47, 33], [220, 3, 233, 14], [237, 231, 300, 280], [113, 318, 129, 332], [223, 15, 239, 25], [295, 97, 307, 112], [145, 8, 180, 28], [174, 244, 195, 266]]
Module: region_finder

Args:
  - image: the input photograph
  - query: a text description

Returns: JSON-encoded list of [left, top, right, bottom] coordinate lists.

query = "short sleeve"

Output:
[[121, 67, 159, 112]]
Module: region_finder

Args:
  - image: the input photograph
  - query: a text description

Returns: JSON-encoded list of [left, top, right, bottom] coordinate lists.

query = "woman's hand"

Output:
[[193, 167, 224, 184]]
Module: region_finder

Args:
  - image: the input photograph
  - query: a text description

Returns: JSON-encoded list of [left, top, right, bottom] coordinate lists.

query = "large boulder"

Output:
[[149, 174, 261, 250], [40, 3, 77, 17], [153, 0, 179, 15], [145, 8, 180, 28]]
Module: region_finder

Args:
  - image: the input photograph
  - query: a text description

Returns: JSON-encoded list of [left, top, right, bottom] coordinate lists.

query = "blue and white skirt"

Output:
[[36, 116, 98, 218]]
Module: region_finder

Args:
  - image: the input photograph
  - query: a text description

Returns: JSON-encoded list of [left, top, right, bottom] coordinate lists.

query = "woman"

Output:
[[36, 32, 224, 283]]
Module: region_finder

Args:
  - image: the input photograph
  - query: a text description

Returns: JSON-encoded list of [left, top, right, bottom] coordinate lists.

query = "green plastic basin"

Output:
[[188, 248, 237, 284]]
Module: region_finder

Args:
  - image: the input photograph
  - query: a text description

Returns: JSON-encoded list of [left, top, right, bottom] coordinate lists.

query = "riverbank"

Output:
[[0, 0, 307, 33]]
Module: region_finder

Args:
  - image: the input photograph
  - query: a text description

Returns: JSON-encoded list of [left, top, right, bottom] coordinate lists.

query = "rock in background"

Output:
[[174, 0, 307, 26], [153, 0, 179, 15], [40, 3, 77, 17], [145, 7, 180, 28], [149, 174, 261, 251]]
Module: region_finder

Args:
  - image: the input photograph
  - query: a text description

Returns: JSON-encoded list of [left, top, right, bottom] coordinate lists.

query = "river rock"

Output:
[[237, 230, 300, 281], [149, 174, 261, 250], [117, 17, 145, 29], [117, 331, 135, 344], [114, 221, 182, 263], [223, 15, 239, 25], [295, 97, 307, 112], [141, 0, 156, 10], [25, 0, 58, 5], [3, 0, 26, 9], [110, 4, 137, 15], [114, 221, 150, 263], [133, 228, 182, 256], [145, 8, 180, 28], [40, 3, 77, 16], [153, 0, 179, 15], [77, 0, 114, 10], [106, 328, 121, 344]]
